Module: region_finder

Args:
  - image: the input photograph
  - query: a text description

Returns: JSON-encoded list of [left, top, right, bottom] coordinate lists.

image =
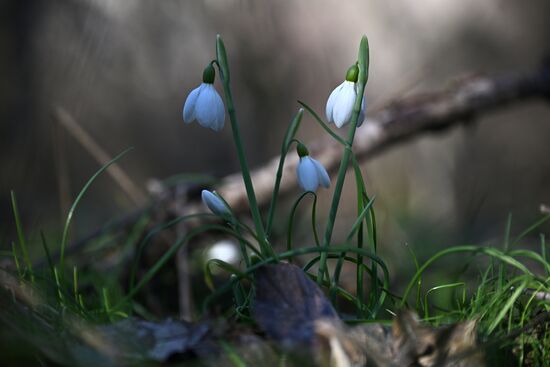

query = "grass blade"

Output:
[[59, 147, 134, 275], [11, 242, 22, 278], [204, 259, 246, 291], [40, 231, 56, 280], [10, 191, 34, 282]]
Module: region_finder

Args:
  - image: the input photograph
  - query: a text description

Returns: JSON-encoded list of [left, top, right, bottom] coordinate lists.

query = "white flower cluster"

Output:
[[183, 61, 367, 197]]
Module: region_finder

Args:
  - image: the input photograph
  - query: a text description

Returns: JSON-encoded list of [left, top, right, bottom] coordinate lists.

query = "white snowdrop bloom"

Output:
[[183, 64, 225, 131], [325, 64, 366, 128], [297, 156, 331, 192], [205, 240, 240, 264], [296, 143, 330, 192], [201, 190, 230, 217]]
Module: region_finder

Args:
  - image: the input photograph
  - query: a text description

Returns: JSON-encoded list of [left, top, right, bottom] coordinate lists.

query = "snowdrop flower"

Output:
[[296, 143, 330, 192], [201, 190, 231, 217], [183, 64, 225, 131], [325, 64, 366, 128], [205, 240, 239, 264]]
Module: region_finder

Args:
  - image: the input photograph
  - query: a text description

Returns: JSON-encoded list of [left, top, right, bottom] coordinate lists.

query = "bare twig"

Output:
[[524, 288, 550, 302], [174, 185, 193, 321], [51, 120, 71, 224], [215, 65, 550, 213], [54, 107, 149, 206], [39, 65, 550, 264]]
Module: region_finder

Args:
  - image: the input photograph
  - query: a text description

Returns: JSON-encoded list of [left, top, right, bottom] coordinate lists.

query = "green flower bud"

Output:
[[345, 64, 359, 83], [202, 64, 216, 84], [296, 142, 309, 158]]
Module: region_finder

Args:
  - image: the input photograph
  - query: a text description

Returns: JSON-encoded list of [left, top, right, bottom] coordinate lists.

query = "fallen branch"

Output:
[[54, 107, 149, 207], [39, 64, 550, 264], [215, 64, 550, 213]]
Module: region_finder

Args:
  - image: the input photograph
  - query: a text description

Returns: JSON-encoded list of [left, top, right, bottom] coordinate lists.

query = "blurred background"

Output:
[[1, 0, 550, 282]]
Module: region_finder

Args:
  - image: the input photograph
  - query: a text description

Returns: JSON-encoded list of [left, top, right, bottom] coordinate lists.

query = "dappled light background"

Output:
[[2, 0, 550, 282]]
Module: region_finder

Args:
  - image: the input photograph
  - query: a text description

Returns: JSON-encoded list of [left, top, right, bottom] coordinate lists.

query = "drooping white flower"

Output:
[[296, 143, 330, 192], [325, 64, 366, 128], [205, 240, 240, 264], [201, 190, 231, 217], [183, 64, 225, 131]]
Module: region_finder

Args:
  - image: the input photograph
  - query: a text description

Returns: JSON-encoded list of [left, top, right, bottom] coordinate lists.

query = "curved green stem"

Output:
[[400, 245, 537, 307], [202, 243, 388, 313], [118, 223, 245, 309], [129, 212, 215, 290], [286, 191, 317, 258], [59, 147, 134, 280], [298, 100, 347, 146], [232, 217, 251, 267]]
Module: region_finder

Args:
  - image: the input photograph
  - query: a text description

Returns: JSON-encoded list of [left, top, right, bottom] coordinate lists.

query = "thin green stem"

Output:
[[317, 36, 369, 285], [216, 35, 273, 258], [350, 155, 378, 312], [287, 191, 315, 257], [541, 234, 547, 275], [73, 266, 79, 303], [512, 213, 550, 246], [40, 231, 56, 280], [400, 245, 535, 307], [423, 282, 465, 319], [232, 217, 251, 267], [298, 100, 347, 146], [129, 213, 213, 290], [204, 259, 245, 291], [120, 222, 257, 309], [265, 109, 303, 236], [202, 243, 389, 313], [11, 242, 22, 278], [10, 191, 34, 282], [350, 157, 367, 315], [499, 213, 512, 288]]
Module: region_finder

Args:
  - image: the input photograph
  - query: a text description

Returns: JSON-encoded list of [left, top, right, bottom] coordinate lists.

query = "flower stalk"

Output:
[[265, 108, 303, 236], [317, 35, 370, 285], [215, 35, 274, 259]]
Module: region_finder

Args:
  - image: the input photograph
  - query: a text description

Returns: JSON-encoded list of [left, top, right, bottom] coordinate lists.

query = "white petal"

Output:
[[311, 158, 330, 188], [195, 84, 225, 131], [212, 89, 226, 131], [357, 96, 366, 127], [297, 157, 319, 192], [183, 85, 202, 123], [206, 240, 239, 264], [332, 81, 356, 128], [201, 190, 230, 217], [325, 81, 346, 123]]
